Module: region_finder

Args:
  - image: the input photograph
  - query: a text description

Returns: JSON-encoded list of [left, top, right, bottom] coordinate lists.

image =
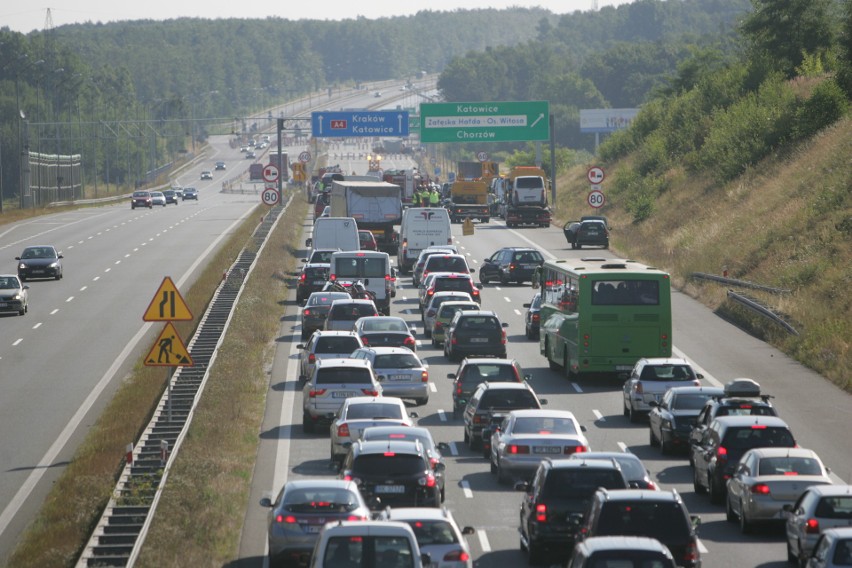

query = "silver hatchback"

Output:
[[350, 346, 430, 406], [622, 357, 702, 422], [301, 358, 381, 433]]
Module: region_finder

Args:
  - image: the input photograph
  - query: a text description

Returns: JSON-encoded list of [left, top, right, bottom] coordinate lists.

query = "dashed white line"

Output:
[[124, 254, 130, 258], [79, 286, 87, 292], [104, 268, 111, 272], [593, 409, 605, 422], [429, 383, 437, 392], [133, 248, 139, 252], [617, 441, 629, 453], [438, 410, 447, 422], [87, 236, 93, 240], [571, 382, 583, 393], [50, 309, 59, 315], [32, 323, 42, 330], [698, 540, 709, 554], [12, 339, 23, 346], [513, 309, 521, 315], [65, 296, 74, 302], [460, 480, 473, 498], [114, 260, 121, 265], [93, 277, 100, 282], [477, 529, 491, 552], [504, 296, 511, 303], [448, 442, 459, 456]]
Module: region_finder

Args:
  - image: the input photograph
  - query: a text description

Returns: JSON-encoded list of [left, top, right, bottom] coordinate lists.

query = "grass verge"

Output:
[[5, 195, 294, 567]]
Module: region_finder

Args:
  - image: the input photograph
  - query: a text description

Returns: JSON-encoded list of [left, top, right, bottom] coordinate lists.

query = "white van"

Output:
[[307, 217, 359, 252], [329, 251, 393, 314], [397, 207, 452, 273]]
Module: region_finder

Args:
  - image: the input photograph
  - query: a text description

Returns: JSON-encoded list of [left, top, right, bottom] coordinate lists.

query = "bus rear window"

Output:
[[592, 279, 660, 306]]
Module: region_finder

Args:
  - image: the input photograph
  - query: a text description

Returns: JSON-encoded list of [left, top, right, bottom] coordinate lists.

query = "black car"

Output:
[[182, 187, 198, 200], [339, 439, 442, 509], [578, 489, 702, 568], [447, 358, 528, 418], [689, 378, 778, 445], [16, 245, 63, 281], [162, 189, 179, 205], [443, 310, 507, 361], [516, 458, 630, 565], [479, 247, 544, 285], [462, 381, 545, 450], [649, 386, 724, 455], [300, 292, 351, 340], [690, 415, 796, 504], [523, 293, 542, 339], [563, 220, 609, 249], [296, 263, 330, 304], [214, 161, 226, 170]]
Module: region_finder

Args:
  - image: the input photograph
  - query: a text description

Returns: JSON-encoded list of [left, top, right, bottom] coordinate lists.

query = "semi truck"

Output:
[[447, 180, 489, 223], [500, 166, 551, 228], [330, 180, 403, 253]]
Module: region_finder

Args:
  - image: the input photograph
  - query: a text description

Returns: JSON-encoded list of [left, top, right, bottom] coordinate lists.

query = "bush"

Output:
[[793, 79, 850, 140]]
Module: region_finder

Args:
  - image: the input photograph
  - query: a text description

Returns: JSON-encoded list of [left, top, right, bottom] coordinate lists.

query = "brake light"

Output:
[[509, 264, 516, 271], [427, 289, 435, 297], [472, 288, 480, 297], [384, 274, 391, 280], [751, 483, 770, 494], [739, 405, 753, 409], [535, 503, 547, 523], [299, 273, 306, 282], [362, 389, 379, 396], [751, 425, 767, 429], [303, 309, 311, 316], [418, 474, 437, 487], [565, 445, 588, 455], [443, 550, 470, 562], [361, 337, 370, 345], [456, 383, 462, 395], [501, 330, 507, 344], [508, 445, 529, 454], [337, 423, 350, 437], [308, 389, 326, 397], [683, 541, 698, 563], [717, 446, 728, 459], [420, 370, 429, 383], [806, 518, 820, 533], [532, 313, 540, 322], [308, 354, 316, 364], [473, 415, 484, 424], [634, 382, 644, 394], [384, 452, 396, 457], [451, 337, 458, 345], [646, 480, 657, 490], [329, 274, 337, 281], [434, 321, 443, 330], [346, 515, 367, 521], [275, 514, 297, 523], [426, 309, 436, 317], [429, 457, 440, 469], [404, 336, 416, 348], [583, 333, 590, 347]]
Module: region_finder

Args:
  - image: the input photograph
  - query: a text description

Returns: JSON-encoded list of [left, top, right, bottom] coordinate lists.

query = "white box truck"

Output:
[[306, 217, 359, 252]]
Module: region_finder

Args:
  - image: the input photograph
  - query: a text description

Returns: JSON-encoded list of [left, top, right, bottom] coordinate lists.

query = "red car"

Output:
[[358, 230, 377, 251]]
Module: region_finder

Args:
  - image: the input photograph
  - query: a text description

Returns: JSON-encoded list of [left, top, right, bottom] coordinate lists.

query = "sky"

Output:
[[2, 1, 635, 34]]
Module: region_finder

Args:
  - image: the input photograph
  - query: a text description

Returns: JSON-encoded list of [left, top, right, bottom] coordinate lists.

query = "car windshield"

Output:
[[283, 488, 360, 513], [309, 293, 349, 306], [316, 368, 372, 384], [353, 454, 425, 476], [21, 247, 55, 259], [346, 403, 402, 420], [639, 364, 695, 382], [374, 354, 420, 369], [672, 394, 715, 410], [543, 469, 626, 498], [361, 319, 408, 332], [758, 456, 823, 476], [405, 520, 458, 545], [596, 501, 690, 540], [478, 389, 538, 410], [315, 337, 361, 353], [512, 417, 577, 435], [0, 277, 21, 289], [723, 427, 795, 450]]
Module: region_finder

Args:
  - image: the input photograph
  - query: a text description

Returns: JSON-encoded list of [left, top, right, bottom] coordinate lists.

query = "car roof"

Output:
[[363, 425, 433, 438], [821, 527, 852, 538], [329, 299, 376, 306], [579, 535, 674, 554], [806, 484, 852, 497], [577, 451, 643, 462], [456, 310, 498, 318], [548, 458, 622, 470], [743, 447, 820, 459], [667, 386, 724, 396], [382, 507, 454, 521], [477, 382, 532, 391], [285, 479, 359, 490], [315, 358, 369, 369], [597, 488, 680, 502], [712, 415, 790, 428], [637, 357, 691, 366], [357, 439, 424, 454], [343, 396, 402, 406], [312, 330, 360, 337], [357, 346, 419, 356], [508, 409, 576, 419], [462, 358, 517, 365]]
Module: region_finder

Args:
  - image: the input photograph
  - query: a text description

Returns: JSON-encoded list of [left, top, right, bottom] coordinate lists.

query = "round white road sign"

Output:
[[262, 188, 280, 206], [262, 164, 280, 183], [587, 166, 605, 184], [299, 151, 311, 163], [587, 189, 606, 209], [477, 151, 489, 162]]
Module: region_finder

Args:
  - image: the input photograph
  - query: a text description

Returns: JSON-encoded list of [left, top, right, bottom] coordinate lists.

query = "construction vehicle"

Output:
[[448, 180, 489, 223]]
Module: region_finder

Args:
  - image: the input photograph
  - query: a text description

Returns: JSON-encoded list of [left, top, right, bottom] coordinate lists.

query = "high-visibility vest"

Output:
[[429, 191, 440, 205]]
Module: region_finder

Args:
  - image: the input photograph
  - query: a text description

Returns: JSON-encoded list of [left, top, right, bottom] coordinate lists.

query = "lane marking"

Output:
[[513, 309, 521, 315], [449, 442, 459, 456], [438, 410, 447, 422], [571, 382, 583, 393], [80, 286, 87, 292], [32, 323, 42, 330], [617, 441, 629, 453], [93, 277, 100, 282], [104, 268, 111, 273], [429, 383, 437, 392], [12, 339, 23, 346], [698, 539, 709, 554], [65, 296, 74, 303], [593, 409, 605, 422], [50, 309, 59, 315], [504, 296, 511, 303], [460, 480, 473, 498], [477, 529, 492, 553]]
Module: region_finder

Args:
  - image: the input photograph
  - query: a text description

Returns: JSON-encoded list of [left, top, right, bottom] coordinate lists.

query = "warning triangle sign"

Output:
[[144, 322, 194, 367], [143, 276, 192, 321]]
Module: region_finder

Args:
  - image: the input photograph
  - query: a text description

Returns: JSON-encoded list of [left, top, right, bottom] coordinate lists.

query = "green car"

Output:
[[430, 300, 479, 347]]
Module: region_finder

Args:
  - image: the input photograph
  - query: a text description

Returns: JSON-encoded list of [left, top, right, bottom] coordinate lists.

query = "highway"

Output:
[[0, 81, 427, 563], [241, 144, 852, 568]]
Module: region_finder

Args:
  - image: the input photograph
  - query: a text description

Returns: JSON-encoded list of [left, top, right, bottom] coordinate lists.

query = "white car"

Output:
[[309, 520, 432, 568], [377, 507, 475, 568], [350, 346, 430, 405], [622, 357, 703, 422], [150, 191, 167, 206], [329, 396, 417, 467]]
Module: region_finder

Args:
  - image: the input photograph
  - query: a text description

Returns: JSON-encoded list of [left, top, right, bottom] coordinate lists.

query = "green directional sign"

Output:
[[408, 115, 420, 132], [420, 101, 550, 143]]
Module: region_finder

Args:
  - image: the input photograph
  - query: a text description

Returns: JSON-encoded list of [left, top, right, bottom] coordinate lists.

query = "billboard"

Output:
[[580, 108, 640, 133]]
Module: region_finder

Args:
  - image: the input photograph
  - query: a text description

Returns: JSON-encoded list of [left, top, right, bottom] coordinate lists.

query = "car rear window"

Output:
[[405, 520, 459, 545], [815, 497, 852, 518], [426, 256, 468, 273], [596, 501, 691, 540], [639, 364, 696, 381], [330, 304, 378, 320], [310, 250, 335, 263], [722, 426, 796, 450], [458, 316, 500, 330], [346, 403, 402, 420], [316, 368, 372, 384], [435, 278, 473, 293], [513, 416, 576, 435], [361, 319, 408, 332], [715, 404, 777, 417], [374, 354, 420, 369], [323, 536, 414, 567], [283, 488, 360, 512], [309, 293, 350, 306], [758, 456, 823, 476], [543, 469, 627, 498], [304, 266, 329, 279], [316, 336, 362, 353], [462, 364, 519, 384], [439, 303, 478, 318], [832, 540, 852, 565], [478, 389, 538, 410], [353, 454, 426, 476], [672, 394, 715, 410], [512, 251, 543, 263]]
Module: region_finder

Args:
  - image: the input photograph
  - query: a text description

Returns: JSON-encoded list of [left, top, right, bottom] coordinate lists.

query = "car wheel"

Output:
[[490, 456, 497, 474], [499, 272, 508, 285], [480, 272, 489, 285], [693, 467, 707, 494], [19, 276, 25, 282], [57, 271, 62, 280], [431, 336, 438, 348], [660, 436, 672, 455], [452, 407, 460, 420], [797, 541, 807, 567], [786, 540, 798, 564], [414, 397, 428, 406], [497, 459, 510, 485], [19, 305, 26, 316], [463, 428, 469, 445], [424, 327, 431, 339], [302, 411, 314, 434], [709, 474, 723, 504], [726, 494, 737, 523], [649, 426, 659, 447], [526, 538, 545, 566], [739, 500, 752, 533]]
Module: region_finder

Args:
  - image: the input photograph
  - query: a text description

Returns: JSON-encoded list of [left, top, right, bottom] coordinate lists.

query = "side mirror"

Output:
[[524, 374, 533, 382], [421, 554, 432, 566], [567, 512, 584, 527], [476, 284, 483, 290], [409, 412, 419, 419], [434, 461, 446, 472], [447, 373, 456, 379], [691, 515, 701, 528], [259, 496, 273, 508], [305, 238, 313, 247], [368, 496, 382, 509], [580, 425, 587, 432], [539, 398, 548, 405], [696, 373, 705, 380], [523, 303, 531, 308], [461, 526, 475, 535], [296, 344, 305, 350], [501, 322, 509, 328], [363, 278, 370, 285], [648, 400, 659, 407], [301, 258, 308, 262], [469, 267, 476, 273], [781, 504, 794, 513], [514, 480, 530, 492], [436, 442, 450, 452], [481, 429, 491, 439]]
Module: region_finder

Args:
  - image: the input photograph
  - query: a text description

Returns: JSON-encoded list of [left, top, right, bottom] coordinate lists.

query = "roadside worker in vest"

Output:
[[429, 187, 440, 206], [420, 187, 430, 207]]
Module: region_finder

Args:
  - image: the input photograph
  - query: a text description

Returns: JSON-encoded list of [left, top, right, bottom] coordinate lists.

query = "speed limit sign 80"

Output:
[[262, 188, 280, 206], [587, 189, 606, 209]]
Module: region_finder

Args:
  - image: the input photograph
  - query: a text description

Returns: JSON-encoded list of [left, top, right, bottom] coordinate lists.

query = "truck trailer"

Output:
[[330, 180, 403, 253]]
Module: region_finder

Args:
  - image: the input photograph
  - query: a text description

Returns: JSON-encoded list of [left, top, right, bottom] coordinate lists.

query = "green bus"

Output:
[[533, 257, 672, 378]]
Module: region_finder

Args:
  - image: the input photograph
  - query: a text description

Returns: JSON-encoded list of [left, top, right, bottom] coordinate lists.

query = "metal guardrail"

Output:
[[76, 198, 288, 567], [690, 272, 791, 294], [726, 290, 799, 336]]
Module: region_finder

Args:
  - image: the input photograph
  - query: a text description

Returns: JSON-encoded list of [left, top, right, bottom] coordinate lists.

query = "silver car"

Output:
[[297, 330, 363, 383], [301, 358, 381, 434], [0, 274, 29, 316], [785, 484, 852, 565], [727, 447, 833, 533], [806, 527, 852, 568], [488, 409, 589, 484], [150, 191, 167, 206], [377, 507, 475, 568], [260, 479, 370, 566], [350, 346, 430, 405], [330, 396, 417, 466], [622, 357, 702, 422], [422, 291, 473, 337]]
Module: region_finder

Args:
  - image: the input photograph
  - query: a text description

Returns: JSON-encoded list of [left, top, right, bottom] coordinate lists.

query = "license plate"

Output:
[[470, 337, 488, 343], [533, 446, 562, 454], [305, 525, 322, 534], [312, 280, 325, 285], [0, 302, 7, 307], [522, 264, 536, 269], [332, 391, 354, 398], [375, 485, 405, 494], [32, 270, 44, 274], [390, 374, 409, 381], [615, 365, 633, 371]]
